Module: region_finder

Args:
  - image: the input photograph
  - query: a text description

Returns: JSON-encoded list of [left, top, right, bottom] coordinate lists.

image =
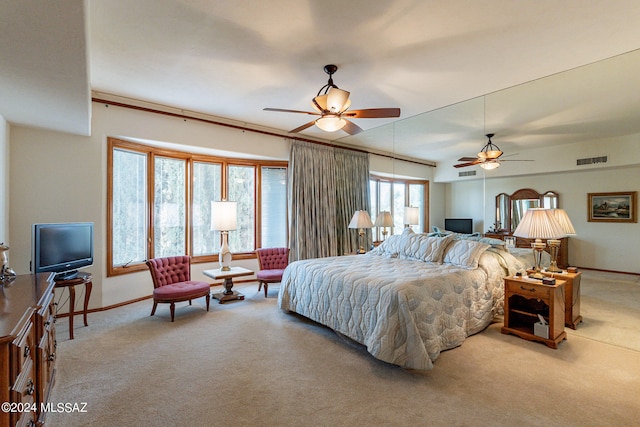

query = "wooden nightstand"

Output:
[[502, 276, 567, 349], [527, 269, 582, 329]]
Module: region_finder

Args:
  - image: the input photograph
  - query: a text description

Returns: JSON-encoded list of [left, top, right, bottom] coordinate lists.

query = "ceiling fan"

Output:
[[263, 64, 400, 135], [454, 133, 533, 170]]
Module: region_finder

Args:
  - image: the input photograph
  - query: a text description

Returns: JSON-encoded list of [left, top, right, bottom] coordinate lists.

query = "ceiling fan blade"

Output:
[[454, 160, 481, 168], [289, 121, 316, 133], [342, 119, 363, 135], [342, 108, 401, 119], [501, 159, 534, 162], [264, 108, 320, 116], [458, 157, 479, 162]]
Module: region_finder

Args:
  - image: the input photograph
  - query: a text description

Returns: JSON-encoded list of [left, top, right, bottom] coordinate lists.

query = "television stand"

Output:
[[55, 270, 79, 281], [54, 272, 92, 339]]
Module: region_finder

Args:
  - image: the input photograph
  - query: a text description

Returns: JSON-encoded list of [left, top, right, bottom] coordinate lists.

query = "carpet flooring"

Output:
[[46, 271, 640, 427]]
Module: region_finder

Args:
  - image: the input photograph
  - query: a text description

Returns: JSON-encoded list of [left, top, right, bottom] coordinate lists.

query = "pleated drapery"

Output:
[[288, 140, 371, 261]]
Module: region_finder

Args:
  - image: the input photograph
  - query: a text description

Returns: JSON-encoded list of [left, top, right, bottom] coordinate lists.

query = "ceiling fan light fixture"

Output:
[[478, 149, 503, 159], [326, 87, 351, 113], [315, 115, 346, 132], [477, 133, 503, 159], [312, 94, 328, 112], [480, 160, 501, 170]]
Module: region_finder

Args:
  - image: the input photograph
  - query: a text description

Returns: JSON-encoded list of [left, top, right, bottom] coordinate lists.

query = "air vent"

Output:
[[459, 170, 477, 177], [577, 156, 607, 166]]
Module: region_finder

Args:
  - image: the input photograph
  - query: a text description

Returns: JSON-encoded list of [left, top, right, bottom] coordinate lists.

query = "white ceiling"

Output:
[[3, 0, 640, 166]]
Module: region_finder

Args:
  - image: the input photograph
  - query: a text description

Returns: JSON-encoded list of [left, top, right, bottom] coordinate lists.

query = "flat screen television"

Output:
[[32, 222, 94, 280], [444, 218, 473, 234]]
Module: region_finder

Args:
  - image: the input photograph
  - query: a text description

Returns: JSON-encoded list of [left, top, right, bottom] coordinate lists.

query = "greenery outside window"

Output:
[[107, 138, 287, 276], [369, 176, 429, 240]]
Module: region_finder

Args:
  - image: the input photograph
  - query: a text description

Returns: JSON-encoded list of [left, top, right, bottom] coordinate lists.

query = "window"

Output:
[[261, 167, 288, 248], [369, 176, 429, 240], [111, 148, 147, 267], [107, 138, 287, 276]]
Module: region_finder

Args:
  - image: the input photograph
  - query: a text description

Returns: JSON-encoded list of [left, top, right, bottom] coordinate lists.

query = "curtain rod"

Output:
[[92, 97, 435, 167]]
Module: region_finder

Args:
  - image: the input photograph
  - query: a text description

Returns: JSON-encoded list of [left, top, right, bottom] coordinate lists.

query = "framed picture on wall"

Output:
[[587, 191, 637, 223]]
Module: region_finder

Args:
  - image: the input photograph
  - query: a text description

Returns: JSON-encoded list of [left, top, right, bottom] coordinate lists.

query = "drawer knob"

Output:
[[48, 352, 56, 362], [23, 345, 30, 359], [519, 285, 536, 292]]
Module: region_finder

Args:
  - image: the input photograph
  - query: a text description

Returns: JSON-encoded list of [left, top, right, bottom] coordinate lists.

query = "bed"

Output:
[[277, 229, 528, 370]]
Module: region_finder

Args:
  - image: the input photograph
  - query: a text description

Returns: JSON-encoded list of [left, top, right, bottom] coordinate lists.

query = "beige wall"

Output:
[[446, 163, 640, 274]]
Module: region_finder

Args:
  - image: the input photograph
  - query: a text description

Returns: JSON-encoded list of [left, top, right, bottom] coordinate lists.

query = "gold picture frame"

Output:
[[588, 191, 637, 223]]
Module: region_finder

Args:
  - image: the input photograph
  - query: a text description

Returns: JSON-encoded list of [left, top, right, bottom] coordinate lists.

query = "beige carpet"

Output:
[[568, 270, 640, 351], [47, 274, 640, 427]]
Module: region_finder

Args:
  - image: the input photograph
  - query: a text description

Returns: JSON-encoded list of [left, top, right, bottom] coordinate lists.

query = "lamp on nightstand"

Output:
[[513, 208, 566, 279], [349, 210, 374, 254], [373, 211, 394, 241], [547, 209, 576, 272]]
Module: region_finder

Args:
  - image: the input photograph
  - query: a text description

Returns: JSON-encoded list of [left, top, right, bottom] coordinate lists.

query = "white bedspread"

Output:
[[278, 247, 523, 370]]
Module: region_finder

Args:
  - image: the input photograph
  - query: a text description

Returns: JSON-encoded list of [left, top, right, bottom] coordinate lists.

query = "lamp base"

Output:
[[219, 231, 232, 271], [530, 240, 546, 279], [546, 239, 562, 273]]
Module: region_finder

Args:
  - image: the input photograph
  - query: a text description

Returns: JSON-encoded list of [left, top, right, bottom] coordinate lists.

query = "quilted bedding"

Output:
[[278, 232, 525, 370]]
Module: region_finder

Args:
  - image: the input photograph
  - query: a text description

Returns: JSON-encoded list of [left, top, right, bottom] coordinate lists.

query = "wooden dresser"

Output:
[[485, 233, 569, 269], [1, 273, 57, 427]]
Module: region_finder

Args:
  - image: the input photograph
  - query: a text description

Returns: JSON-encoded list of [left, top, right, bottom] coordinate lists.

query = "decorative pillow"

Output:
[[369, 228, 414, 257], [442, 239, 491, 269], [399, 233, 455, 263]]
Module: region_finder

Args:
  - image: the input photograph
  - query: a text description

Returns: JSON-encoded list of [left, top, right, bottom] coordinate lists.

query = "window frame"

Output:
[[107, 137, 288, 277], [369, 174, 429, 240]]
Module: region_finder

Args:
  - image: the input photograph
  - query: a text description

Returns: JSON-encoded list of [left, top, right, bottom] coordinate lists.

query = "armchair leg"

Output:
[[264, 283, 268, 297], [205, 293, 210, 311], [151, 301, 158, 316], [170, 302, 175, 322]]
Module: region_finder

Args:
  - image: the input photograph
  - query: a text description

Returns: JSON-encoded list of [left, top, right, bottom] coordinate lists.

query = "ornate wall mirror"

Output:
[[494, 188, 559, 233]]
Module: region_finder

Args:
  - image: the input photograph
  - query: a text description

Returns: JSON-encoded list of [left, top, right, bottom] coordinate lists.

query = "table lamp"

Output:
[[211, 201, 237, 271], [547, 208, 576, 272], [373, 211, 394, 241], [512, 208, 565, 279], [348, 210, 374, 254], [404, 206, 419, 229]]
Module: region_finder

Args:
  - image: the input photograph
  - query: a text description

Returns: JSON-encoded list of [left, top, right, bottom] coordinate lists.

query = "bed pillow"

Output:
[[442, 239, 491, 269], [457, 235, 508, 251], [369, 228, 415, 257], [400, 233, 455, 263]]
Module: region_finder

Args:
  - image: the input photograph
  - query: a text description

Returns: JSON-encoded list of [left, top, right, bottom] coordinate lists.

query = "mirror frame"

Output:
[[495, 188, 559, 234]]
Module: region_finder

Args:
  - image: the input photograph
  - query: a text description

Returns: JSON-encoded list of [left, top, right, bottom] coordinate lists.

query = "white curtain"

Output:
[[288, 140, 370, 261]]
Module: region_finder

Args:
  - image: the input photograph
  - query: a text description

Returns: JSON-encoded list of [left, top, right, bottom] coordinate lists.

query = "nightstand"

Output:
[[527, 269, 582, 329], [501, 276, 567, 349]]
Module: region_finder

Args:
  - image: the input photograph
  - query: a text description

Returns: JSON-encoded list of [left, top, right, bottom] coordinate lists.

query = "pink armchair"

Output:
[[146, 256, 211, 322], [255, 248, 289, 297]]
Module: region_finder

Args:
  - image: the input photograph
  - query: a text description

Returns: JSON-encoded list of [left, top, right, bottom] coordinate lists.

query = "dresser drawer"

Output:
[[506, 279, 550, 301], [39, 289, 56, 331], [11, 319, 35, 382]]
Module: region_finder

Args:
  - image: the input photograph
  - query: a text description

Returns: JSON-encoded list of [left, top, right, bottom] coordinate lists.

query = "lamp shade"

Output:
[[315, 115, 346, 132], [348, 210, 374, 229], [403, 206, 419, 225], [210, 201, 237, 231], [512, 208, 565, 239], [373, 211, 394, 227], [550, 209, 576, 235], [326, 87, 351, 113], [480, 160, 500, 170]]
